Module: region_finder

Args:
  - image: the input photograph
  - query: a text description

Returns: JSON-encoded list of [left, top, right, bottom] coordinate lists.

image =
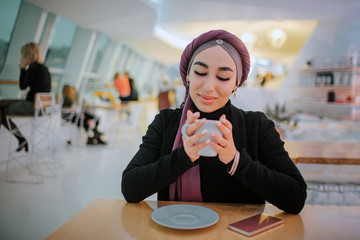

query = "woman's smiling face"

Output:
[[188, 45, 237, 113]]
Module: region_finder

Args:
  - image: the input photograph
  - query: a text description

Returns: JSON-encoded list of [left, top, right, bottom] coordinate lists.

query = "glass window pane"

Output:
[[0, 0, 21, 73], [92, 34, 109, 73], [45, 16, 77, 69], [50, 73, 63, 95]]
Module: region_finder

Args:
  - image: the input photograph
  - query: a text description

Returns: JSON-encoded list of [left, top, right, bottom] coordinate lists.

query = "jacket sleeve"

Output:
[[233, 112, 307, 214], [19, 63, 40, 90], [121, 112, 196, 202], [19, 68, 30, 90]]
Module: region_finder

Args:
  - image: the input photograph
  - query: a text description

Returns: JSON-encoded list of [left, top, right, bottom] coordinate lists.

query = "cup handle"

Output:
[[181, 123, 190, 138]]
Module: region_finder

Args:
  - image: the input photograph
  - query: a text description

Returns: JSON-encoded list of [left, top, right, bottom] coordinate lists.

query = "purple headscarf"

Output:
[[169, 29, 250, 201]]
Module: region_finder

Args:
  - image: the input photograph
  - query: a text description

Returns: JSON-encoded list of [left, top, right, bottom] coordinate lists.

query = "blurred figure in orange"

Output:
[[113, 72, 131, 102]]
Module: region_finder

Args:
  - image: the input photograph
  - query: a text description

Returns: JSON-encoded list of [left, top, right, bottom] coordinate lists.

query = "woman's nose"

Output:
[[202, 75, 216, 91]]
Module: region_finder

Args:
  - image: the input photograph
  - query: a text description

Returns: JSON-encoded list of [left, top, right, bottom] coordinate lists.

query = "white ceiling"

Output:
[[26, 0, 360, 66]]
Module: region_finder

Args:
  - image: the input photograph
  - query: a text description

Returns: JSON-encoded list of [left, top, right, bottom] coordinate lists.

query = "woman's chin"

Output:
[[194, 103, 217, 113]]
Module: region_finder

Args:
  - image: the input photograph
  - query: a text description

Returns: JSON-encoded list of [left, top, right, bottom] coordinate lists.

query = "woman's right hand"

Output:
[[182, 110, 209, 162], [19, 57, 28, 69]]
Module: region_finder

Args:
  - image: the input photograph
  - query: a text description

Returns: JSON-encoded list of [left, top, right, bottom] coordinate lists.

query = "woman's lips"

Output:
[[198, 94, 217, 104]]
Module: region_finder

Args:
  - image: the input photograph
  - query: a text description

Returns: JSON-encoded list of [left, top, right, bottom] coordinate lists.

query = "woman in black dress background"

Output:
[[0, 42, 51, 152]]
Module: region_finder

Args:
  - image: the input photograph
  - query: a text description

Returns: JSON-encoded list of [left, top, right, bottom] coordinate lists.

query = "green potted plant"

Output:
[[265, 103, 298, 139]]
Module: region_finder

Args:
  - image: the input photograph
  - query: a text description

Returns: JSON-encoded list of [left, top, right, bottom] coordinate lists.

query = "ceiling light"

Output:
[[268, 28, 287, 49], [240, 32, 257, 51], [153, 26, 190, 49]]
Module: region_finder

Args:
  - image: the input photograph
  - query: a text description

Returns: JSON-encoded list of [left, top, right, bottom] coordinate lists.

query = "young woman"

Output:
[[62, 84, 106, 145], [121, 30, 306, 214], [0, 42, 51, 152]]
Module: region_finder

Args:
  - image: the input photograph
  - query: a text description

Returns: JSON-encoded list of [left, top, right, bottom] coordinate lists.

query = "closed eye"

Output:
[[194, 70, 207, 76], [217, 76, 230, 81], [195, 70, 230, 81]]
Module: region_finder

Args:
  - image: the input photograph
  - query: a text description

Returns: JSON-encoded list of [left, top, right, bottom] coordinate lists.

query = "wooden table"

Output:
[[88, 104, 126, 110], [46, 199, 360, 240], [285, 140, 360, 165]]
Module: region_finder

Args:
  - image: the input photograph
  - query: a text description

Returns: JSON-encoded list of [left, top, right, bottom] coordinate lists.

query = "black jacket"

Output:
[[19, 62, 51, 102], [122, 105, 307, 214]]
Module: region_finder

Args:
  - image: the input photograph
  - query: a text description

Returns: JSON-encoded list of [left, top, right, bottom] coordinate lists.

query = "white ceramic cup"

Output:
[[181, 119, 222, 157]]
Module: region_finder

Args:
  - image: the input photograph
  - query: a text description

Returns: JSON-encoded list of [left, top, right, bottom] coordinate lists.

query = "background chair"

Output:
[[61, 104, 84, 146], [61, 100, 99, 146], [5, 92, 62, 184]]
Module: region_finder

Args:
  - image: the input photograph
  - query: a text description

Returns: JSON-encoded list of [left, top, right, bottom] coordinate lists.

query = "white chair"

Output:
[[5, 92, 61, 183], [62, 104, 85, 146], [61, 100, 98, 146]]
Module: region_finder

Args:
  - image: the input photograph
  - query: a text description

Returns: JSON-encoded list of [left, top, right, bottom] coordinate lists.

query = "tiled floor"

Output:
[[0, 100, 159, 240], [0, 99, 359, 240]]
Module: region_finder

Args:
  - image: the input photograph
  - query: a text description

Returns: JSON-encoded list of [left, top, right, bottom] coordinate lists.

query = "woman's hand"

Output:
[[182, 110, 208, 162], [209, 114, 236, 164], [19, 57, 28, 69]]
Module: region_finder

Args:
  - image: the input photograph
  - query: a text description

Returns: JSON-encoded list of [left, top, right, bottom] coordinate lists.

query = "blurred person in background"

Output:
[[113, 72, 131, 102], [124, 71, 139, 102], [158, 72, 173, 110], [62, 85, 107, 145], [0, 42, 51, 152]]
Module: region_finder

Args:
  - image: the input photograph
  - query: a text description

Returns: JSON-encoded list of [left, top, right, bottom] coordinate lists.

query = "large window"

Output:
[[44, 16, 77, 69], [91, 33, 109, 73], [0, 0, 21, 73], [44, 15, 77, 94], [82, 33, 110, 92]]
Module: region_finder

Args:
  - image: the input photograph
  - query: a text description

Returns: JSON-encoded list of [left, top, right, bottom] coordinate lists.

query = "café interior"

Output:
[[0, 0, 359, 239]]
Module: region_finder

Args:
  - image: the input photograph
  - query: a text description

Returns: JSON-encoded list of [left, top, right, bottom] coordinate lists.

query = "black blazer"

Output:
[[19, 62, 51, 102]]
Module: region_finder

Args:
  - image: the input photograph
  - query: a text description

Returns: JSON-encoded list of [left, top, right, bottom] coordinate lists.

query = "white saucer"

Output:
[[151, 204, 219, 230]]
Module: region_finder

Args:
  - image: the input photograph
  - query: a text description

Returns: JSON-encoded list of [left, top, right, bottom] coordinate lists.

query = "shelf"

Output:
[[296, 86, 353, 90], [289, 102, 360, 107], [300, 67, 360, 73], [296, 65, 360, 119]]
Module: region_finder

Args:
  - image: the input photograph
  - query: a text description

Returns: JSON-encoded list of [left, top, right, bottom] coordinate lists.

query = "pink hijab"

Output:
[[169, 29, 250, 201]]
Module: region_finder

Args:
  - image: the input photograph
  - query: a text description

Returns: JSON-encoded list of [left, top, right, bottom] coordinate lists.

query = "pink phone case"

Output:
[[228, 213, 284, 237]]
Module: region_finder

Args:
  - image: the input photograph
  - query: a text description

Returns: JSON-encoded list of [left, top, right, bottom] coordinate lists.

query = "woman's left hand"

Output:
[[209, 114, 237, 164]]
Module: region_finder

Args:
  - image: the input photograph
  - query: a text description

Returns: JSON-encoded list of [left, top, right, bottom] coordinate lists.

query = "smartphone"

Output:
[[228, 213, 284, 237]]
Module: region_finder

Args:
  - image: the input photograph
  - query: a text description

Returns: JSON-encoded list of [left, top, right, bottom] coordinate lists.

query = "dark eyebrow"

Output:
[[193, 61, 234, 72], [193, 61, 208, 68], [219, 67, 234, 72]]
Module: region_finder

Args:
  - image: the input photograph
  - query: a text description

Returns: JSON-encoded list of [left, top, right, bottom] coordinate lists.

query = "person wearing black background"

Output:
[[0, 42, 51, 152]]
